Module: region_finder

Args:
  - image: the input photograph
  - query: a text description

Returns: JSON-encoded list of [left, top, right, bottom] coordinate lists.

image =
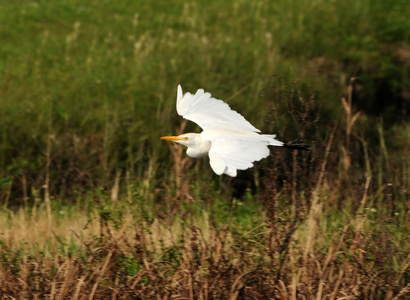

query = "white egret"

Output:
[[161, 85, 286, 177]]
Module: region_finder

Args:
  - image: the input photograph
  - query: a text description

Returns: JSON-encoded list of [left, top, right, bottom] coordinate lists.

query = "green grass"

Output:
[[0, 0, 409, 298], [1, 0, 409, 198]]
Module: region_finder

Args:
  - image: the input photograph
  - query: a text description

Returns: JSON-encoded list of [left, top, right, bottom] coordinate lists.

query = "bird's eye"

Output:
[[183, 137, 189, 141]]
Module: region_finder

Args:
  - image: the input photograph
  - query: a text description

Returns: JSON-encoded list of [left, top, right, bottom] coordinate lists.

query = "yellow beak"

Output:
[[160, 136, 183, 141]]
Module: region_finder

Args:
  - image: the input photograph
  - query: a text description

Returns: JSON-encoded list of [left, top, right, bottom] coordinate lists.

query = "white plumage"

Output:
[[161, 85, 283, 177]]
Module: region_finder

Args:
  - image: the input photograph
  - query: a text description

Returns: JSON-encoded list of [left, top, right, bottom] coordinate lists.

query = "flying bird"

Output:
[[161, 85, 294, 177]]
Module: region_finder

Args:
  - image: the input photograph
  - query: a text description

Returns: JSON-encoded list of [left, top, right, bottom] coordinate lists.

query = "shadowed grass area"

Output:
[[0, 0, 409, 298]]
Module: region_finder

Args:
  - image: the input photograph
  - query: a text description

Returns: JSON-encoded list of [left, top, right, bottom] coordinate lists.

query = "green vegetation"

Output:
[[0, 0, 409, 298]]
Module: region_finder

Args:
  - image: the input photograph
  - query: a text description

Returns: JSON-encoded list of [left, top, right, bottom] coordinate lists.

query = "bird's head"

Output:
[[160, 133, 199, 147]]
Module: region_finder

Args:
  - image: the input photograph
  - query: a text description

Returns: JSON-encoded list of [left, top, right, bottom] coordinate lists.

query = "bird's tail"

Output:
[[263, 134, 284, 147]]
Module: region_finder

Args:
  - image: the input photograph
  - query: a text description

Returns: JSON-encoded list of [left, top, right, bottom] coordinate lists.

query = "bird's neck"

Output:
[[186, 133, 211, 158]]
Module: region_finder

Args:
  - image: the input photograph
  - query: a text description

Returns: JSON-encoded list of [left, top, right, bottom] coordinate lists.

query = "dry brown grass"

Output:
[[0, 181, 408, 299]]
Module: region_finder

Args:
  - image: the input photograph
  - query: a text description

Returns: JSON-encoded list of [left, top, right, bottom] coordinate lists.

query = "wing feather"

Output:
[[207, 134, 272, 177], [176, 85, 260, 132], [175, 85, 283, 177]]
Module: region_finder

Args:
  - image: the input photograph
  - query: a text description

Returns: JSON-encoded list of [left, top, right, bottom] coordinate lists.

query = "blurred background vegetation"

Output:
[[0, 0, 409, 202]]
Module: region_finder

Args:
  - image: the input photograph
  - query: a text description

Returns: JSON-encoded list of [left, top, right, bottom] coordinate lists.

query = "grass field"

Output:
[[0, 0, 409, 298]]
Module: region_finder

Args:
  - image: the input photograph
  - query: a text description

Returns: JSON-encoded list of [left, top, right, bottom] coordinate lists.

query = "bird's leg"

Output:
[[290, 137, 303, 144], [283, 137, 311, 150]]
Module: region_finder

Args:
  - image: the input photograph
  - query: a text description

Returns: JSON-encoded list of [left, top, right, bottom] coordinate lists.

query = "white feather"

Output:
[[204, 129, 274, 176], [177, 85, 260, 132], [162, 85, 284, 177]]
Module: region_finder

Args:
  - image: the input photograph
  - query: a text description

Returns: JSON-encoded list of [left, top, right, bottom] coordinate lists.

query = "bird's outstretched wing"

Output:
[[201, 129, 281, 177], [176, 85, 260, 132], [207, 136, 271, 177]]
